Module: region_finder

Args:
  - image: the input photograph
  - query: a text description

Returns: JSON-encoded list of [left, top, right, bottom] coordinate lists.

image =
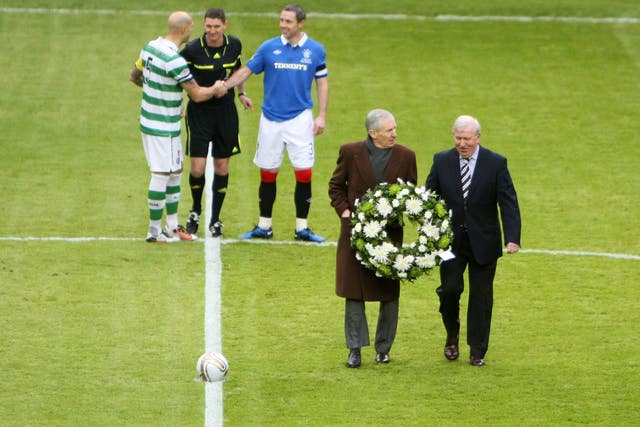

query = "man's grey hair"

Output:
[[366, 109, 395, 132], [453, 115, 481, 135]]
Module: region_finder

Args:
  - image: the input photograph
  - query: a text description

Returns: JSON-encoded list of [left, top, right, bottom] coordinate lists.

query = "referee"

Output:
[[180, 8, 253, 237]]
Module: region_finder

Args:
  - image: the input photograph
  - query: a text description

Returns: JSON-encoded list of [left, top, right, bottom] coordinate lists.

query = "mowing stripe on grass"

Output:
[[1, 7, 638, 24]]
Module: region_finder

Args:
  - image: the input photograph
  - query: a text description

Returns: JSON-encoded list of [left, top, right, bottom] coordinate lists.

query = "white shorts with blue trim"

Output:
[[253, 109, 315, 170]]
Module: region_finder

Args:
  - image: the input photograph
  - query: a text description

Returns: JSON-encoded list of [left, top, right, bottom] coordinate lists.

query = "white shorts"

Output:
[[254, 109, 315, 170], [142, 133, 183, 173]]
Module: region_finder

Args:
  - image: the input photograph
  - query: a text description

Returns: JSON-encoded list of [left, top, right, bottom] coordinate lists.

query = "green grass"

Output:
[[1, 2, 640, 426], [221, 248, 639, 425]]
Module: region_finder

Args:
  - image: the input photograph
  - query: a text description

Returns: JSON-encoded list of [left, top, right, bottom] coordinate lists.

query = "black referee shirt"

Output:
[[180, 33, 243, 106]]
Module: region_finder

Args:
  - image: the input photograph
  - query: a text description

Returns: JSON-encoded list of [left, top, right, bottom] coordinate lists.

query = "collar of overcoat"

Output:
[[353, 138, 407, 188]]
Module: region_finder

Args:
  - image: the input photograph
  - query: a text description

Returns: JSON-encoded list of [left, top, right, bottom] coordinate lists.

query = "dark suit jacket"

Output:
[[328, 140, 417, 301], [426, 146, 521, 265]]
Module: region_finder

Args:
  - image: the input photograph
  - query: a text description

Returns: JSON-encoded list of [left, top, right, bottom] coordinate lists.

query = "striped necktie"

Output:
[[461, 157, 471, 199]]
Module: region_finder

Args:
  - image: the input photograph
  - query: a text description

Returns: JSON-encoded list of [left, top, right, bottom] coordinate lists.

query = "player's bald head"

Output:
[[168, 11, 193, 32]]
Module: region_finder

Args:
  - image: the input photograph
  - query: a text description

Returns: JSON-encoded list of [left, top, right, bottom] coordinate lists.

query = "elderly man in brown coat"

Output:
[[328, 109, 417, 368]]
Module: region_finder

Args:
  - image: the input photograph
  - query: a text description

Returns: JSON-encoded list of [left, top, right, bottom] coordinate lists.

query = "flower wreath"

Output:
[[350, 179, 453, 282]]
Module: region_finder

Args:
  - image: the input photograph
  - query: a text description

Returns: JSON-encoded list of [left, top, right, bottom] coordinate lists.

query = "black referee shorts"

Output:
[[186, 101, 241, 159]]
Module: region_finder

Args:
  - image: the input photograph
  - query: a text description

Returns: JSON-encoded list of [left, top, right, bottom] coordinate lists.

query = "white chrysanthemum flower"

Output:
[[380, 242, 398, 258], [405, 198, 423, 215], [400, 188, 410, 196], [419, 235, 428, 244], [393, 254, 414, 272], [418, 244, 427, 252], [424, 210, 433, 220], [353, 223, 362, 233], [415, 186, 425, 194], [422, 223, 440, 239], [416, 254, 437, 268], [384, 241, 398, 252], [440, 219, 449, 230], [363, 221, 383, 238], [368, 242, 396, 264], [374, 190, 382, 197], [376, 198, 393, 217], [364, 242, 375, 258], [392, 199, 400, 208]]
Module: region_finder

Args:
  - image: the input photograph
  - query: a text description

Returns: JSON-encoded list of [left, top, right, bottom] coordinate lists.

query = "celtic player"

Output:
[[130, 11, 226, 242]]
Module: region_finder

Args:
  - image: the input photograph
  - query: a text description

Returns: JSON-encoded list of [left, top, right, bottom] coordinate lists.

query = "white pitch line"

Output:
[[0, 236, 142, 242], [0, 7, 638, 24], [433, 15, 640, 24], [519, 248, 640, 261], [204, 236, 223, 427], [204, 156, 223, 427], [0, 236, 638, 261]]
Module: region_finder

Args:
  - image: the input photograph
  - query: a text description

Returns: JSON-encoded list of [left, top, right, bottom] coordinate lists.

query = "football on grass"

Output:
[[196, 352, 229, 382]]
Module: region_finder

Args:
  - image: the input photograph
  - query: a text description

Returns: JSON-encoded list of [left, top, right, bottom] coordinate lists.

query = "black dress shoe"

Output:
[[375, 353, 390, 363], [346, 349, 361, 368], [444, 336, 459, 361], [470, 356, 486, 367]]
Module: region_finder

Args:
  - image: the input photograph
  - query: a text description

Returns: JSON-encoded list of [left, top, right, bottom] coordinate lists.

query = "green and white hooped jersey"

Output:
[[136, 37, 193, 137]]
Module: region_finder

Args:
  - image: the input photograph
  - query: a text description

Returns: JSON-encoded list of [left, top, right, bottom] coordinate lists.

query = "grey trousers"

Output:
[[344, 298, 399, 354]]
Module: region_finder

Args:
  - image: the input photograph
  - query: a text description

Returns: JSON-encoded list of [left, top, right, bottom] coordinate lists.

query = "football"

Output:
[[196, 352, 229, 382]]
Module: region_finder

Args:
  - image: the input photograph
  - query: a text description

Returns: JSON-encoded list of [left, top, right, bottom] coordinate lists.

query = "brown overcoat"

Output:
[[328, 140, 418, 301]]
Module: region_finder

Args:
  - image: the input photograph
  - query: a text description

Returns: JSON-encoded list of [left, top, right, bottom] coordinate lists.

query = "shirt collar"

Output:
[[280, 32, 308, 47], [160, 37, 179, 52], [201, 33, 228, 48], [460, 145, 480, 161]]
